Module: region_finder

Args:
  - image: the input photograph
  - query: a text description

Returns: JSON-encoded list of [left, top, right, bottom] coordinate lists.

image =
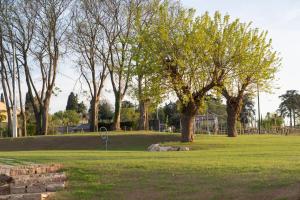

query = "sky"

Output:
[[49, 0, 300, 120]]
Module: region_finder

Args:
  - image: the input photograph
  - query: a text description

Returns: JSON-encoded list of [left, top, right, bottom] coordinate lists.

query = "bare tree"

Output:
[[16, 0, 72, 135], [0, 0, 14, 137], [70, 0, 108, 132], [11, 0, 40, 137]]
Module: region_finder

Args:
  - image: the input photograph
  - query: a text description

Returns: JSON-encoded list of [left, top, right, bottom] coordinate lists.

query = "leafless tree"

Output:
[[0, 0, 15, 137], [70, 0, 108, 132], [10, 0, 39, 137], [14, 0, 72, 135], [86, 0, 139, 130]]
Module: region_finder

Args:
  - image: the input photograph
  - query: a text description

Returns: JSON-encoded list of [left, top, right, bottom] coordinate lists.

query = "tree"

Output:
[[0, 1, 13, 137], [261, 113, 284, 129], [12, 0, 72, 135], [278, 90, 300, 127], [163, 102, 180, 130], [85, 0, 140, 130], [0, 93, 4, 102], [66, 92, 78, 111], [77, 101, 87, 116], [131, 0, 163, 131], [150, 6, 255, 142], [220, 17, 279, 137], [52, 110, 80, 127], [69, 0, 108, 132], [240, 95, 255, 130], [99, 100, 114, 122], [121, 101, 138, 123]]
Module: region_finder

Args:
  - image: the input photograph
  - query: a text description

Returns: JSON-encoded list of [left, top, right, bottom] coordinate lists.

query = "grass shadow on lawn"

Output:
[[0, 133, 182, 151]]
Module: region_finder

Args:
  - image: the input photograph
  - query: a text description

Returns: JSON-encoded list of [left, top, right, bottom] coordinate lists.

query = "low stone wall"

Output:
[[0, 164, 66, 200]]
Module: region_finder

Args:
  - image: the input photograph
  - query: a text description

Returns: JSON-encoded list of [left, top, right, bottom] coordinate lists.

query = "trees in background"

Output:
[[52, 110, 80, 127], [278, 90, 300, 127], [66, 92, 87, 116], [121, 101, 138, 126], [99, 101, 114, 122], [163, 102, 181, 130], [261, 113, 284, 129], [240, 95, 255, 130], [66, 92, 78, 111]]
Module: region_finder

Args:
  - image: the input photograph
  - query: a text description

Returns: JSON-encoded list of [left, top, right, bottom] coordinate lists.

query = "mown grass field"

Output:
[[0, 132, 299, 200]]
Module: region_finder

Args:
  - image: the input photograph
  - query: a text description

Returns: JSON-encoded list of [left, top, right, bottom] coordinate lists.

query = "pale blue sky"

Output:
[[50, 0, 300, 120]]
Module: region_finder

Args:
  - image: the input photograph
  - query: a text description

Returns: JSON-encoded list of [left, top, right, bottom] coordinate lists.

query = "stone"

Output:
[[147, 144, 160, 151], [12, 172, 67, 186], [10, 186, 26, 194], [26, 184, 46, 193], [147, 144, 190, 152], [0, 184, 9, 195], [178, 146, 190, 151], [0, 164, 64, 200], [46, 183, 65, 192]]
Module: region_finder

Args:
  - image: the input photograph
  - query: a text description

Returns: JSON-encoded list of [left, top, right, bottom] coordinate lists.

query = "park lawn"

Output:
[[0, 133, 299, 200]]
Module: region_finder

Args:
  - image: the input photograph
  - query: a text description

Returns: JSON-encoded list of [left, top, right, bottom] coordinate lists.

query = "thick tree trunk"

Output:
[[138, 100, 149, 130], [41, 106, 49, 135], [180, 102, 197, 142], [2, 87, 12, 137], [34, 111, 43, 135], [289, 110, 292, 127], [113, 95, 121, 131], [293, 110, 296, 127], [20, 111, 27, 137], [90, 98, 99, 132], [6, 108, 12, 137], [226, 99, 241, 137]]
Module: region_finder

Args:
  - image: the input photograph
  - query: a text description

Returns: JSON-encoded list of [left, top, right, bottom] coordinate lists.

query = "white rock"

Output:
[[147, 144, 190, 152]]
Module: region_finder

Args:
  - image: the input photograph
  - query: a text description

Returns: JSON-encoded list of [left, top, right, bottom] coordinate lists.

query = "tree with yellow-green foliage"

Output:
[[143, 1, 279, 142], [221, 24, 280, 137]]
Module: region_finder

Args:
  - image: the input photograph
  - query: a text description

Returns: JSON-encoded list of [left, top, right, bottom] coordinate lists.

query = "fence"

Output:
[[198, 126, 300, 135]]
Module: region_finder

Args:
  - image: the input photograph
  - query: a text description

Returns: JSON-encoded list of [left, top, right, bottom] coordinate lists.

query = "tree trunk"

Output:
[[90, 98, 99, 132], [138, 100, 149, 130], [113, 94, 121, 131], [226, 99, 241, 137], [293, 109, 296, 127], [20, 111, 27, 137], [180, 102, 197, 142], [6, 108, 12, 137], [41, 106, 49, 135], [2, 86, 12, 137], [289, 110, 292, 127], [34, 112, 42, 135]]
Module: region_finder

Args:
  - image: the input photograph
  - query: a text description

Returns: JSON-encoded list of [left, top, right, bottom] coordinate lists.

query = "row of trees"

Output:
[[278, 90, 300, 127], [0, 0, 279, 142]]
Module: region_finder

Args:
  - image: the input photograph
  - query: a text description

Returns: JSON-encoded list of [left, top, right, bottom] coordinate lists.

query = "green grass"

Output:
[[0, 133, 299, 200]]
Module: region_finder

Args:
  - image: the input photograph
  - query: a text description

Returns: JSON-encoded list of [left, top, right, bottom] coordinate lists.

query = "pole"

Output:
[[257, 85, 261, 134], [12, 39, 18, 138]]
